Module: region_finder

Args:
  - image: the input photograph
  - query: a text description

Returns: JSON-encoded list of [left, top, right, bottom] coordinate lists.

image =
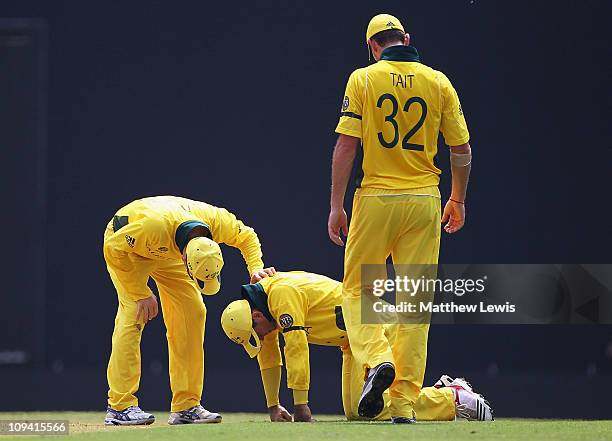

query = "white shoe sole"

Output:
[[104, 417, 155, 426], [436, 375, 474, 393], [451, 377, 474, 393], [167, 415, 222, 425]]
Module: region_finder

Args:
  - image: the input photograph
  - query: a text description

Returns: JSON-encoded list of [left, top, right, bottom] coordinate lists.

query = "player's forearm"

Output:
[[284, 334, 311, 397], [235, 224, 265, 275], [292, 389, 309, 405], [214, 208, 264, 275], [449, 143, 472, 202], [260, 366, 282, 408], [242, 238, 264, 275], [330, 138, 357, 209]]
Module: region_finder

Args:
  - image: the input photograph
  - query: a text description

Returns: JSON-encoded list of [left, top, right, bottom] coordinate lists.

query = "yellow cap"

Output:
[[221, 300, 262, 358], [366, 14, 405, 42], [185, 237, 224, 295]]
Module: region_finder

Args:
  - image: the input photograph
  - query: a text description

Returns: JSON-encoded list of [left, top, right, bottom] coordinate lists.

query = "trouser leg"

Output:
[[388, 195, 441, 418], [342, 193, 399, 374], [105, 259, 155, 410], [152, 262, 206, 412]]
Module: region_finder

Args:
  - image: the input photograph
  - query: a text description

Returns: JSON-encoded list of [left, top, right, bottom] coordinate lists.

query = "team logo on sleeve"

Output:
[[279, 314, 294, 329], [342, 96, 349, 111], [125, 235, 135, 248]]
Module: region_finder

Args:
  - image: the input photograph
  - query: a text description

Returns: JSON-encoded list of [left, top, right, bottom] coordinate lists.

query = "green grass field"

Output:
[[0, 412, 611, 441]]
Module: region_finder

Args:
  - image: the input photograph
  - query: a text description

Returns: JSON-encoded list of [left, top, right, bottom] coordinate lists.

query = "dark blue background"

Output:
[[1, 0, 610, 417]]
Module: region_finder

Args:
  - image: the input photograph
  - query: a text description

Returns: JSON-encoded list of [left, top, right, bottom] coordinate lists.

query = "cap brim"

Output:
[[199, 276, 221, 295], [242, 329, 261, 358]]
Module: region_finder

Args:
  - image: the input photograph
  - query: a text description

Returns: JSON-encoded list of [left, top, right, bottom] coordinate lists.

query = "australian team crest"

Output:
[[278, 314, 294, 329]]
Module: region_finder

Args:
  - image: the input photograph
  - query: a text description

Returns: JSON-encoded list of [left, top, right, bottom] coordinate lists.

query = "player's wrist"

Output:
[[449, 192, 466, 203], [292, 389, 309, 405]]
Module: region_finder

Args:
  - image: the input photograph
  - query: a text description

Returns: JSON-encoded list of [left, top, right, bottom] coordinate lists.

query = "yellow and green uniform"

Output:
[[335, 45, 469, 418], [245, 271, 455, 421], [103, 196, 264, 412]]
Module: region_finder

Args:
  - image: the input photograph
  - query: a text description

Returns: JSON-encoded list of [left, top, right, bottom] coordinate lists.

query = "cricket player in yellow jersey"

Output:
[[220, 271, 492, 422], [102, 196, 275, 426], [328, 14, 474, 423]]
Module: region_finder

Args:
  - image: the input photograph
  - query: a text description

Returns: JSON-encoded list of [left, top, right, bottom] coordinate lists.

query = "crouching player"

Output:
[[220, 271, 493, 422], [103, 196, 275, 425]]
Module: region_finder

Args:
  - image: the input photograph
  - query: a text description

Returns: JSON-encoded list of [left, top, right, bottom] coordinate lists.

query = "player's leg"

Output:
[[388, 194, 441, 422], [414, 387, 456, 421], [343, 340, 392, 421], [343, 191, 401, 418], [151, 262, 221, 424], [341, 345, 356, 420], [104, 240, 157, 425], [342, 191, 397, 370], [385, 323, 431, 421]]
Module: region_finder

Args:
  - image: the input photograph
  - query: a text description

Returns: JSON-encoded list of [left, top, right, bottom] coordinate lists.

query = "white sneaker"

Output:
[[104, 406, 155, 425], [434, 374, 494, 421], [168, 404, 222, 425]]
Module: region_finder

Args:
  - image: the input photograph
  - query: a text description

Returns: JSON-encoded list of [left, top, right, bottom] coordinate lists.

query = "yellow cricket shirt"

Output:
[[103, 196, 264, 293], [241, 272, 346, 404], [336, 45, 469, 190]]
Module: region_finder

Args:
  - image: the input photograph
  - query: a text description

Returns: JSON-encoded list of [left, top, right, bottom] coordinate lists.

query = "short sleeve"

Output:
[[439, 73, 470, 146], [335, 69, 365, 139]]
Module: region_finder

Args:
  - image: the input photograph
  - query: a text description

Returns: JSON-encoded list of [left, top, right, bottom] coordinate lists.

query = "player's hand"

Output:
[[250, 267, 276, 283], [328, 208, 348, 246], [441, 199, 466, 234], [136, 294, 159, 323], [293, 404, 313, 422], [268, 404, 293, 422]]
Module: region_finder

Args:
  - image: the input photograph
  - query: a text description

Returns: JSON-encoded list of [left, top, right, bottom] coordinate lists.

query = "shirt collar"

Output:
[[241, 283, 274, 322], [175, 220, 211, 253], [380, 45, 421, 62]]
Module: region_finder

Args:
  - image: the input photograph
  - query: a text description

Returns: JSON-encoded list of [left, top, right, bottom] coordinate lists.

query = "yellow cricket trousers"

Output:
[[342, 186, 441, 418], [104, 223, 206, 412], [341, 342, 455, 421]]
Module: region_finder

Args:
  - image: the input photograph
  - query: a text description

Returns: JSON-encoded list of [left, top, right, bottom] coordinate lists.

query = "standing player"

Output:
[[220, 271, 492, 422], [102, 196, 275, 425], [328, 14, 473, 423]]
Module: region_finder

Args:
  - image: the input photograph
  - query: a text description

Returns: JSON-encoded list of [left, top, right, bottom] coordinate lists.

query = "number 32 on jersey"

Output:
[[376, 94, 427, 151]]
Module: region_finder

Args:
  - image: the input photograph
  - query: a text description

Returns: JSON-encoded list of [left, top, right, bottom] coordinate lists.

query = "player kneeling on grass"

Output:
[[103, 196, 275, 426], [220, 271, 493, 422]]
